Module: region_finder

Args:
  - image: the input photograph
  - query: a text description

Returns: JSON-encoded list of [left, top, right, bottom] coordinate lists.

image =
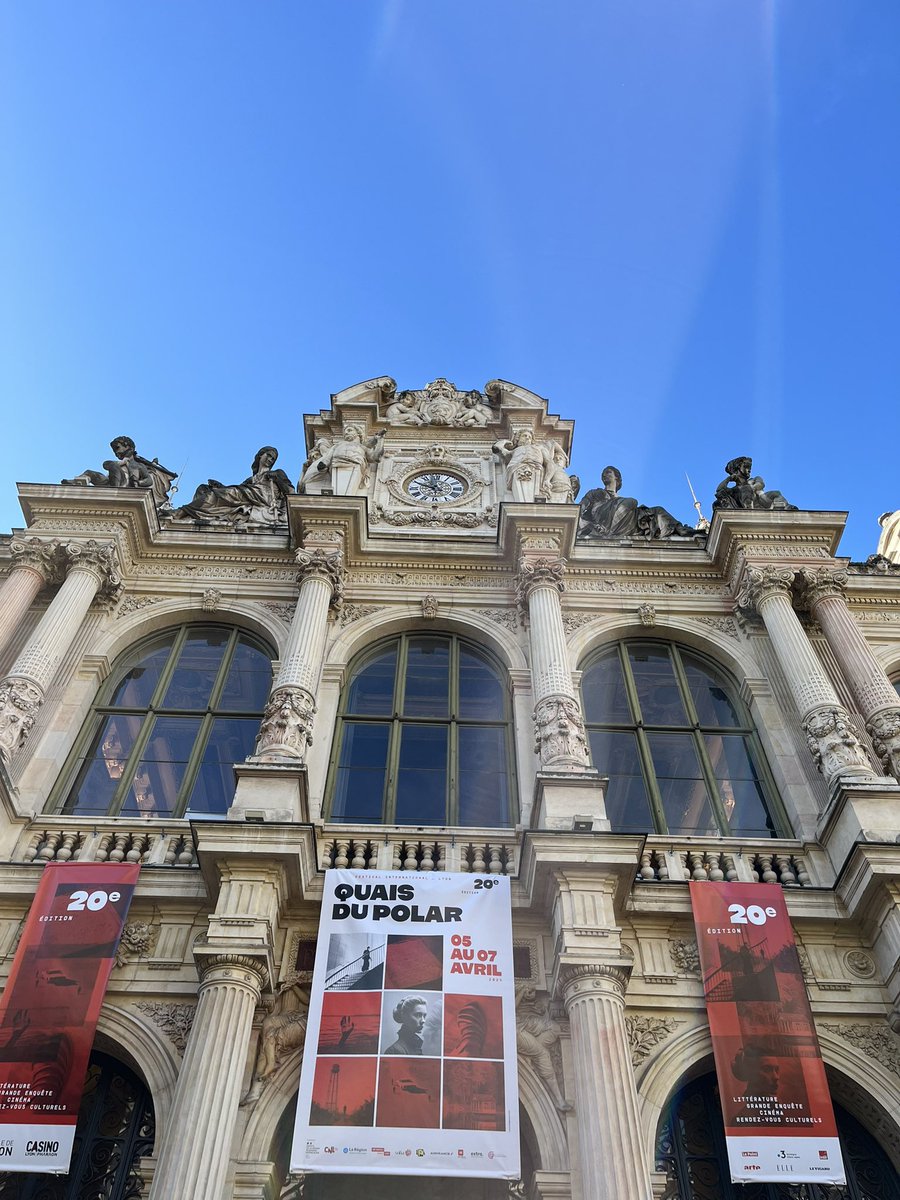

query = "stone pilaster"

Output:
[[0, 541, 121, 763], [560, 963, 652, 1200], [516, 553, 589, 771], [737, 565, 874, 786], [148, 953, 268, 1200], [798, 566, 900, 781], [0, 538, 65, 661]]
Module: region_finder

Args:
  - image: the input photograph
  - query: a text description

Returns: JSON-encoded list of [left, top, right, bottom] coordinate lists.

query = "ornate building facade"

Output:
[[0, 376, 899, 1200]]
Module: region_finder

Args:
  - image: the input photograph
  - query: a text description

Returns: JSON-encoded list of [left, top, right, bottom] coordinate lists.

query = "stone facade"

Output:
[[0, 377, 899, 1199]]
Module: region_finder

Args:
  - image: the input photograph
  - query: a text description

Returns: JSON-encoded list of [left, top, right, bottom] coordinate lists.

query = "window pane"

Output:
[[458, 649, 505, 720], [160, 630, 228, 710], [458, 726, 509, 826], [108, 641, 173, 707], [395, 725, 447, 823], [588, 730, 655, 832], [346, 645, 398, 716], [63, 714, 145, 814], [218, 639, 272, 711], [628, 645, 689, 725], [332, 723, 390, 821], [682, 658, 741, 727], [119, 716, 203, 818], [402, 637, 449, 717], [646, 732, 716, 835], [704, 734, 774, 836], [185, 718, 260, 816], [582, 652, 631, 723]]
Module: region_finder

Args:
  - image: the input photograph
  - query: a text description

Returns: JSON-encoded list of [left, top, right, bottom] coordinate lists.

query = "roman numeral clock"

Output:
[[373, 443, 496, 532]]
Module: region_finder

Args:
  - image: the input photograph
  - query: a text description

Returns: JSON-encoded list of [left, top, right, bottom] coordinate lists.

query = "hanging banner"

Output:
[[291, 870, 520, 1178], [0, 862, 140, 1174], [690, 881, 845, 1185]]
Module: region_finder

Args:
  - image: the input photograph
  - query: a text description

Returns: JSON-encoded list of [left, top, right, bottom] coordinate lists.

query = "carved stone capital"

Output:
[[9, 537, 66, 586], [866, 705, 900, 780], [253, 685, 316, 762], [559, 962, 630, 1006], [533, 693, 590, 769], [735, 564, 795, 614], [196, 953, 269, 992], [797, 565, 849, 609], [295, 547, 345, 610], [0, 676, 44, 764], [802, 705, 874, 781], [64, 540, 123, 608], [516, 555, 566, 620]]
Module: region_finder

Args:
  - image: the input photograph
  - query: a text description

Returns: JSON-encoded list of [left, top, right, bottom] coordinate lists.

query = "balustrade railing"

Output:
[[16, 823, 197, 867], [636, 839, 817, 887], [319, 831, 516, 875]]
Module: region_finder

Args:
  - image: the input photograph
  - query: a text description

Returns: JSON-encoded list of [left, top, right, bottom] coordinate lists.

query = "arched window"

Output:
[[581, 641, 781, 837], [328, 634, 515, 827], [657, 1072, 900, 1199], [56, 624, 273, 819]]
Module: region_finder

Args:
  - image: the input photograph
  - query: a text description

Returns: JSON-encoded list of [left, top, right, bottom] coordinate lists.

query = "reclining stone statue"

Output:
[[577, 466, 696, 540], [172, 445, 294, 530]]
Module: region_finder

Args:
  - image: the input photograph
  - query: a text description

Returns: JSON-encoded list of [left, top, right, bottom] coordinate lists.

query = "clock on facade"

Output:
[[405, 472, 467, 504]]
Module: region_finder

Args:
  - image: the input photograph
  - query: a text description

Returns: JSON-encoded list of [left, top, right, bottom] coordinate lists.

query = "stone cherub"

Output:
[[62, 435, 177, 511], [578, 466, 695, 540], [515, 983, 572, 1112], [713, 456, 797, 512], [173, 446, 294, 529], [241, 975, 311, 1106]]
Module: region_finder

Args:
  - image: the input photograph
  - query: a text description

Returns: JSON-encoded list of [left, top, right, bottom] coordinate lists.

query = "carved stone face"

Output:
[[258, 448, 277, 469], [110, 437, 135, 458]]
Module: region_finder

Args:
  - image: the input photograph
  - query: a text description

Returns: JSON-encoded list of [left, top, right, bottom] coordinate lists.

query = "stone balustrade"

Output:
[[16, 821, 197, 867], [319, 830, 516, 874], [636, 838, 816, 887]]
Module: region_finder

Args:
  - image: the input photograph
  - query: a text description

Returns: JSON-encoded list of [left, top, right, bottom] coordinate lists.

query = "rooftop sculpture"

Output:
[[713, 456, 797, 512], [62, 436, 177, 512], [172, 445, 294, 530], [383, 378, 495, 428], [577, 466, 696, 541]]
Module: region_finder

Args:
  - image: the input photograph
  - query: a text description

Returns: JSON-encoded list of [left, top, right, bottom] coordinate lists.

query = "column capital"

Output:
[[295, 546, 345, 611], [797, 565, 849, 608], [559, 961, 631, 1006], [0, 677, 44, 764], [253, 685, 316, 762], [195, 951, 269, 992], [9, 537, 66, 585], [802, 705, 874, 782], [516, 555, 566, 618], [64, 539, 124, 607], [735, 564, 795, 613]]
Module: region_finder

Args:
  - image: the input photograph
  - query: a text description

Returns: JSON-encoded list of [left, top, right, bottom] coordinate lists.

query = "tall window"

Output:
[[581, 641, 780, 837], [329, 634, 514, 827], [57, 625, 272, 819]]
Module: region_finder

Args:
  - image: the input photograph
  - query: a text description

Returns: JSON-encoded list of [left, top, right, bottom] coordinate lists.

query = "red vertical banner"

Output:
[[0, 863, 140, 1173], [690, 881, 845, 1185]]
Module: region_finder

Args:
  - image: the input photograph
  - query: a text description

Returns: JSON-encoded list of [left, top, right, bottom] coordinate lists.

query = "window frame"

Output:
[[581, 640, 786, 838], [326, 632, 517, 828], [50, 623, 274, 820]]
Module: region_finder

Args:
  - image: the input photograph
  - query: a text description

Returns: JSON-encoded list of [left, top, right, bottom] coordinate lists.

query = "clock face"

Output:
[[405, 471, 466, 504]]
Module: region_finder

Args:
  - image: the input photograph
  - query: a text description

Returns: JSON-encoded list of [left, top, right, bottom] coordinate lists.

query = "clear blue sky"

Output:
[[2, 2, 898, 559]]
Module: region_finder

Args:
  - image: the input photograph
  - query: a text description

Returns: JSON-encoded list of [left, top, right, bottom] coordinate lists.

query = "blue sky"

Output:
[[2, 1, 898, 558]]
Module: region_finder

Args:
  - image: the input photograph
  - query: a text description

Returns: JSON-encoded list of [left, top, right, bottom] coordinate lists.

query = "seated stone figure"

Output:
[[63, 436, 177, 511], [173, 446, 294, 529], [578, 466, 696, 541], [714, 456, 797, 512]]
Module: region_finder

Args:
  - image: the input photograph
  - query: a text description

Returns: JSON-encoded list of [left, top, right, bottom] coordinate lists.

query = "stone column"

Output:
[[0, 541, 121, 764], [149, 954, 267, 1200], [737, 565, 874, 786], [798, 567, 900, 780], [253, 544, 345, 761], [560, 964, 652, 1200], [0, 538, 65, 662], [517, 554, 590, 770]]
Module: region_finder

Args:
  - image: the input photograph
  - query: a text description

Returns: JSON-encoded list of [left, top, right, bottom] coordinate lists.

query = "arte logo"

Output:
[[743, 1165, 761, 1172]]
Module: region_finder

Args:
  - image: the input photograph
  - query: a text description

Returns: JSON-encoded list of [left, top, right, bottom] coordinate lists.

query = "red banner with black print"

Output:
[[0, 863, 139, 1173], [690, 881, 845, 1185]]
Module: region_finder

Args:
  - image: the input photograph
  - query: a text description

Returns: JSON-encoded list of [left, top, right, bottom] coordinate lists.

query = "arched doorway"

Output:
[[656, 1072, 900, 1199], [0, 1051, 155, 1200]]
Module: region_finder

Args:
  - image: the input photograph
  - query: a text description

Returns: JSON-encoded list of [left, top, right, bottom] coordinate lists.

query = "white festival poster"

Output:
[[290, 870, 520, 1178]]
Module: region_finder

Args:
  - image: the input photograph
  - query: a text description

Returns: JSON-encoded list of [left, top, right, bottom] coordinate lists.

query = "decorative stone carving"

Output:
[[300, 427, 384, 494], [201, 587, 222, 612], [474, 608, 520, 633], [261, 601, 297, 625], [625, 1015, 683, 1067], [543, 443, 580, 504], [494, 431, 561, 503], [65, 539, 123, 604], [116, 595, 165, 618], [735, 564, 795, 613], [241, 975, 311, 1105], [819, 1023, 900, 1079], [534, 695, 590, 768], [866, 707, 900, 779], [9, 537, 66, 585], [562, 612, 599, 635], [558, 961, 631, 1001], [383, 378, 495, 428], [713, 456, 797, 512], [843, 950, 877, 980], [577, 466, 696, 541], [422, 595, 439, 619], [852, 553, 900, 575], [514, 983, 572, 1112], [296, 547, 345, 612], [637, 603, 656, 627], [668, 939, 700, 975], [115, 920, 159, 967], [254, 686, 316, 761], [62, 435, 177, 512], [0, 678, 43, 763], [516, 557, 566, 618], [136, 1001, 196, 1055], [173, 446, 294, 530], [797, 566, 849, 607], [693, 616, 740, 639], [338, 603, 379, 628], [803, 707, 873, 778], [373, 505, 491, 529]]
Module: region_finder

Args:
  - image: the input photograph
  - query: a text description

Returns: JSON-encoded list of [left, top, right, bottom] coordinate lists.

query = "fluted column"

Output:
[[253, 544, 345, 761], [149, 954, 267, 1200], [0, 538, 65, 661], [798, 566, 900, 781], [0, 541, 121, 764], [737, 565, 874, 785], [560, 964, 652, 1200], [517, 555, 590, 770]]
